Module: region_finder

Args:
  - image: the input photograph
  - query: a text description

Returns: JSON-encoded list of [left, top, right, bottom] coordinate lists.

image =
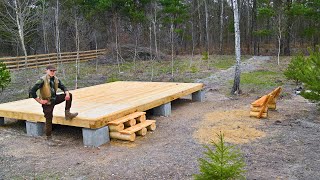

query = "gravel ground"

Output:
[[1, 56, 320, 179]]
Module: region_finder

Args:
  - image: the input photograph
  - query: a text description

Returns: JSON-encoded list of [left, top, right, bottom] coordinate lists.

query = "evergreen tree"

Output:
[[285, 47, 320, 103], [0, 62, 11, 92], [194, 133, 246, 180]]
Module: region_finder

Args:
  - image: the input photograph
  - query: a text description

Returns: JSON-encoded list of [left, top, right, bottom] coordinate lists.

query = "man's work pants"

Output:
[[42, 93, 73, 137]]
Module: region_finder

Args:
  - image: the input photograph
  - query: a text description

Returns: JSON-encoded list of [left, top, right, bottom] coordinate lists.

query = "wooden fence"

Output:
[[0, 49, 106, 70]]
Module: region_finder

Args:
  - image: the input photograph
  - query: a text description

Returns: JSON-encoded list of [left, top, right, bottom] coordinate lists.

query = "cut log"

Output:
[[147, 122, 156, 131], [136, 127, 147, 136], [124, 119, 136, 127], [109, 124, 124, 132], [110, 132, 136, 142], [107, 112, 146, 125], [250, 106, 268, 113], [268, 103, 276, 110], [136, 115, 146, 123], [120, 120, 156, 135], [250, 111, 268, 118]]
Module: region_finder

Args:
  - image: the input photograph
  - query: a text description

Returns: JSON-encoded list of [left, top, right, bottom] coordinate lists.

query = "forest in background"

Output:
[[0, 0, 319, 58]]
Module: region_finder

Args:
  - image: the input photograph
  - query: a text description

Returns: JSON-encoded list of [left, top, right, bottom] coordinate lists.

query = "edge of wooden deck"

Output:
[[0, 81, 204, 129]]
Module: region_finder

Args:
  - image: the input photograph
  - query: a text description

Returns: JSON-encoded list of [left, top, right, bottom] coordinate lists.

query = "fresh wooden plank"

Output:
[[120, 120, 156, 135], [0, 82, 203, 128], [107, 112, 146, 125]]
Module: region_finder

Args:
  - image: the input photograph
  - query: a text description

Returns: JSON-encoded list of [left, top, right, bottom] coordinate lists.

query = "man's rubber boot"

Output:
[[65, 110, 78, 120]]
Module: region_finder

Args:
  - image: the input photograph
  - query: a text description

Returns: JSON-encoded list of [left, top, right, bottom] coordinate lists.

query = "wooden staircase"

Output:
[[107, 112, 156, 142]]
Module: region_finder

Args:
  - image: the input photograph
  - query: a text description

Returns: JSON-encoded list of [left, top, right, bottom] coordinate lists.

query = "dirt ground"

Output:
[[1, 56, 320, 179]]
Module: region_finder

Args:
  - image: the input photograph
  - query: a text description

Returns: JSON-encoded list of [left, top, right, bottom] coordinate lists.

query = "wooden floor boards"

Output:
[[0, 81, 204, 128]]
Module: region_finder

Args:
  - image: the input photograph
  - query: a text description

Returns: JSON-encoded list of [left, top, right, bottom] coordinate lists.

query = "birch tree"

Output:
[[0, 0, 38, 67], [219, 0, 224, 54], [231, 0, 241, 95], [54, 0, 61, 62], [204, 0, 210, 68]]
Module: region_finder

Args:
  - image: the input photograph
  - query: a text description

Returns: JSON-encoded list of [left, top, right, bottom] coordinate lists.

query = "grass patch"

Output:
[[239, 70, 284, 90], [210, 55, 251, 70]]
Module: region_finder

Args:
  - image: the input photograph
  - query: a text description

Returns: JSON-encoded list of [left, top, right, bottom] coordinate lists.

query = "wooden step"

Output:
[[107, 112, 146, 125], [110, 132, 136, 142], [109, 124, 125, 132], [120, 120, 156, 135]]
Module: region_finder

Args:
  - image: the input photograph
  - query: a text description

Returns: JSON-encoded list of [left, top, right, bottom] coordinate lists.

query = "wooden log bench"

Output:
[[250, 95, 271, 118], [267, 86, 282, 110], [250, 86, 282, 119]]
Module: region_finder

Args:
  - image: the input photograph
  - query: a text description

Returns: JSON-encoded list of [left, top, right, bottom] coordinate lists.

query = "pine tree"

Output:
[[0, 62, 11, 92], [194, 133, 246, 180], [284, 54, 305, 85], [285, 48, 320, 103]]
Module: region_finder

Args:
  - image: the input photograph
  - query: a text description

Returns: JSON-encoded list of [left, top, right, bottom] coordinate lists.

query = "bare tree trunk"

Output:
[[55, 0, 61, 62], [246, 0, 251, 54], [13, 0, 28, 67], [152, 4, 158, 59], [231, 0, 241, 95], [252, 0, 258, 55], [277, 16, 282, 66], [204, 0, 210, 68], [114, 15, 121, 74], [284, 0, 292, 56], [75, 16, 80, 89], [94, 31, 98, 72], [190, 21, 195, 68], [150, 23, 154, 81], [41, 0, 48, 54], [219, 0, 224, 54], [197, 0, 202, 52], [170, 21, 174, 80], [133, 24, 138, 72]]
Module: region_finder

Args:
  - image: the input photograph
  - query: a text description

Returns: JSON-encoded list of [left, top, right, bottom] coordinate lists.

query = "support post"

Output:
[[26, 121, 44, 136], [82, 126, 110, 147], [153, 102, 171, 117], [0, 117, 4, 126], [192, 90, 205, 102]]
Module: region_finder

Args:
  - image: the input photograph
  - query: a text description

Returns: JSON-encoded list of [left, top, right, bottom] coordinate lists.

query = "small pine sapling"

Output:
[[0, 62, 11, 92], [284, 54, 305, 85], [194, 132, 246, 180], [285, 47, 320, 103]]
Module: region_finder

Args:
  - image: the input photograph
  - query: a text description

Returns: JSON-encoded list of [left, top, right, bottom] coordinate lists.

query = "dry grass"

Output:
[[193, 109, 266, 144]]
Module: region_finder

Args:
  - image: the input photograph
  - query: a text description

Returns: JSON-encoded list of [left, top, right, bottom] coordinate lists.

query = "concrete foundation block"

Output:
[[26, 121, 44, 136], [153, 102, 171, 117], [192, 90, 205, 102], [82, 126, 110, 147], [0, 117, 4, 126]]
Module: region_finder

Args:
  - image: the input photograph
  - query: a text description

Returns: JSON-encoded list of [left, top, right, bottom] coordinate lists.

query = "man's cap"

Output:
[[46, 65, 57, 70]]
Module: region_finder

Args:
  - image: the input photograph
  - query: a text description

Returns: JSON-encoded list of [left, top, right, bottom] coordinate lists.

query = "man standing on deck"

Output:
[[29, 65, 78, 138]]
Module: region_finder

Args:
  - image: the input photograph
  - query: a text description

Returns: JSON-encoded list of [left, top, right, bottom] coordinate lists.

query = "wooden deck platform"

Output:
[[0, 81, 204, 129]]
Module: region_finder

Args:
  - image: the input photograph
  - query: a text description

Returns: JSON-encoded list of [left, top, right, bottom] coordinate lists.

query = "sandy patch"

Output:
[[193, 109, 266, 144]]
